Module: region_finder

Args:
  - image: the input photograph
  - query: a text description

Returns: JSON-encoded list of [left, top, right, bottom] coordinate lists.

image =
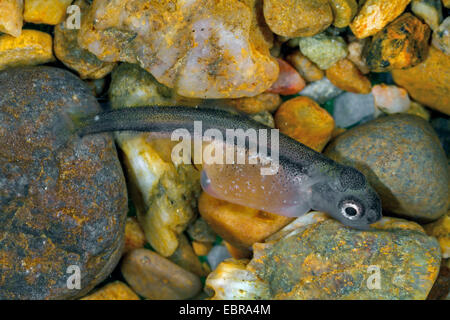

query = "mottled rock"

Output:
[[365, 13, 431, 72], [392, 46, 450, 115], [24, 0, 72, 25], [299, 77, 343, 104], [198, 192, 293, 250], [168, 234, 207, 277], [78, 0, 278, 99], [432, 17, 450, 54], [275, 96, 335, 152], [0, 30, 54, 71], [267, 58, 306, 95], [325, 114, 449, 221], [207, 213, 441, 300], [329, 0, 358, 28], [347, 40, 370, 74], [424, 213, 450, 258], [411, 0, 443, 30], [124, 217, 146, 254], [326, 59, 372, 94], [372, 84, 411, 114], [299, 33, 348, 70], [333, 92, 376, 128], [263, 0, 332, 37], [228, 93, 281, 114], [54, 0, 117, 79], [121, 249, 202, 300], [286, 51, 324, 82], [350, 0, 412, 39], [0, 67, 128, 299], [81, 281, 140, 300], [0, 0, 23, 37], [427, 260, 450, 300]]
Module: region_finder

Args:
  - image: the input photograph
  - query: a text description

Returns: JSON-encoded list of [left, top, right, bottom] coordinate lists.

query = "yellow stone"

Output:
[[192, 241, 213, 256], [198, 192, 293, 249], [227, 93, 281, 114], [81, 281, 140, 300], [326, 58, 372, 94], [0, 0, 23, 37], [329, 0, 358, 28], [443, 0, 450, 8], [350, 0, 412, 39], [263, 0, 333, 37], [24, 0, 72, 25], [286, 51, 324, 82], [275, 96, 335, 152], [424, 213, 450, 258], [124, 217, 146, 254], [406, 101, 430, 121], [0, 30, 54, 71], [392, 46, 450, 115]]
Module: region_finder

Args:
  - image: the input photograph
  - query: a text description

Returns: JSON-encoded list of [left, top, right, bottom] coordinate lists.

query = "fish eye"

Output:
[[340, 200, 363, 220]]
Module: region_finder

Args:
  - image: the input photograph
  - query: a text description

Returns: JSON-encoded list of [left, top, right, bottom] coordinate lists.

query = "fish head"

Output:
[[311, 166, 382, 229]]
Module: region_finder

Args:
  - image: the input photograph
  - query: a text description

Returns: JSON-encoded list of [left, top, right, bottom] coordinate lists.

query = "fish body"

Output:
[[78, 105, 382, 229]]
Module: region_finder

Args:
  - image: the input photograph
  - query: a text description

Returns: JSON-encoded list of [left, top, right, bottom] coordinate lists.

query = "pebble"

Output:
[[275, 96, 335, 152], [392, 46, 450, 115], [372, 84, 411, 114], [326, 58, 372, 94], [444, 0, 450, 7], [328, 0, 358, 28], [168, 234, 207, 277], [406, 101, 431, 121], [207, 245, 232, 271], [298, 77, 343, 104], [347, 40, 370, 74], [250, 111, 276, 128], [0, 30, 54, 70], [54, 0, 117, 79], [333, 92, 376, 128], [192, 241, 213, 256], [263, 0, 332, 37], [299, 33, 348, 70], [325, 114, 449, 221], [432, 17, 450, 55], [78, 0, 278, 98], [350, 0, 412, 39], [286, 51, 324, 82], [0, 0, 23, 37], [0, 67, 128, 299], [267, 58, 306, 95], [121, 249, 202, 300], [411, 0, 443, 30], [424, 213, 450, 258], [124, 217, 146, 254], [24, 0, 72, 25], [81, 282, 140, 300], [365, 13, 431, 72], [207, 214, 441, 299], [228, 93, 282, 114], [198, 192, 293, 250]]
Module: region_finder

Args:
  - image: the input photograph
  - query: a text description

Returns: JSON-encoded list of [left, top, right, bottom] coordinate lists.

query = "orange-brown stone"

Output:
[[326, 59, 372, 94]]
